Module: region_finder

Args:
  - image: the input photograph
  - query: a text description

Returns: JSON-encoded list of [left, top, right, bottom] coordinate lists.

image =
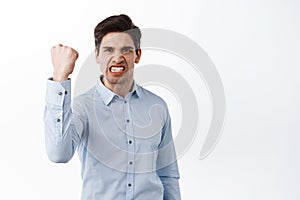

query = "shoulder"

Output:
[[136, 84, 169, 110], [137, 85, 172, 129], [72, 86, 97, 107]]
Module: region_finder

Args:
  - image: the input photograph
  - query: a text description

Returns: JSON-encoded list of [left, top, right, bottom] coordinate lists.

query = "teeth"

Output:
[[110, 67, 125, 72]]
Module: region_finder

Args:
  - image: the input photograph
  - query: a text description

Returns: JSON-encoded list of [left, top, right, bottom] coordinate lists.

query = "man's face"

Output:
[[95, 32, 141, 86]]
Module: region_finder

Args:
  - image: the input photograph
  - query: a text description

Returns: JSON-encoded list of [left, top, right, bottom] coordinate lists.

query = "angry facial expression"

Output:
[[95, 32, 141, 87]]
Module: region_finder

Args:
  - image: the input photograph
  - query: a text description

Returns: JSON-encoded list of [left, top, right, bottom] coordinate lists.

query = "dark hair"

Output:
[[94, 14, 141, 55]]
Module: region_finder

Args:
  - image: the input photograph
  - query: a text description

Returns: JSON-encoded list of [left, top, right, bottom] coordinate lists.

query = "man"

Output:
[[44, 14, 181, 200]]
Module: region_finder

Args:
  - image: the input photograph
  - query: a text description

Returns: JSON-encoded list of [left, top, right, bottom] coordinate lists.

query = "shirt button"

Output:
[[128, 183, 132, 187], [126, 119, 130, 123], [58, 92, 63, 96], [65, 91, 68, 94], [124, 100, 127, 103], [57, 118, 61, 122], [129, 161, 133, 165], [129, 140, 132, 144]]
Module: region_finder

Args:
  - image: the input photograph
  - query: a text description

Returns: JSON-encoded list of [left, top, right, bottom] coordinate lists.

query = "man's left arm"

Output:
[[157, 108, 181, 200]]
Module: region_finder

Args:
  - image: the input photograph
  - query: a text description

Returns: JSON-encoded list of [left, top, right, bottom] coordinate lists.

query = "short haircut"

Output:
[[94, 14, 141, 55]]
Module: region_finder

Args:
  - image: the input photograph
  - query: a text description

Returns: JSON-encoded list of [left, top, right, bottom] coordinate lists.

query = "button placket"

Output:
[[55, 89, 65, 144], [124, 98, 134, 199], [55, 112, 63, 145]]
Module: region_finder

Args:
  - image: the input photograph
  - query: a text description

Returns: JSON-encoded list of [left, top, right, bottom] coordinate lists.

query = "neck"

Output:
[[102, 77, 133, 98]]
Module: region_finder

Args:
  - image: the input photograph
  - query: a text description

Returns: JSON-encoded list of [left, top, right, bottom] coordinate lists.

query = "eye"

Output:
[[121, 47, 133, 53], [104, 47, 113, 53]]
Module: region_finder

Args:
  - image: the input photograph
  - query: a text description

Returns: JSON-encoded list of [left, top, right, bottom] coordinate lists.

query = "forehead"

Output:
[[101, 32, 135, 47]]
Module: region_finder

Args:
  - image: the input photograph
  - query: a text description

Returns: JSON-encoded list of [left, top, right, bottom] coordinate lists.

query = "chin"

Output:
[[105, 76, 125, 85], [108, 73, 133, 84]]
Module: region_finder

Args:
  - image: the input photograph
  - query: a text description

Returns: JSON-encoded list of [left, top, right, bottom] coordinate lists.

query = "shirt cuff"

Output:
[[46, 78, 71, 106]]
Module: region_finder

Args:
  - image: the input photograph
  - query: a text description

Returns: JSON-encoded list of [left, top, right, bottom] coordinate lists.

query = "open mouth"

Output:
[[109, 66, 125, 73]]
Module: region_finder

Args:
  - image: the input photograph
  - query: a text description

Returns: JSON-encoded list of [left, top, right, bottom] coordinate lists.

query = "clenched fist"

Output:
[[51, 44, 79, 82]]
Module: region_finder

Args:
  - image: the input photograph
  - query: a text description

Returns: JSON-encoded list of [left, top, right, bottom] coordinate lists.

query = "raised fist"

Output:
[[51, 44, 79, 82]]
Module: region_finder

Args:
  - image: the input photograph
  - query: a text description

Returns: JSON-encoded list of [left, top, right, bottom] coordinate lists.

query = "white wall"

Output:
[[0, 0, 299, 199]]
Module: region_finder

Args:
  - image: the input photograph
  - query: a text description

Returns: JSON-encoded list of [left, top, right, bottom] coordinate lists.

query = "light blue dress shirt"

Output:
[[44, 76, 181, 200]]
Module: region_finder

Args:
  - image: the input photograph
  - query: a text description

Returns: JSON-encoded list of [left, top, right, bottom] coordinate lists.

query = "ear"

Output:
[[95, 48, 100, 64], [135, 49, 142, 64]]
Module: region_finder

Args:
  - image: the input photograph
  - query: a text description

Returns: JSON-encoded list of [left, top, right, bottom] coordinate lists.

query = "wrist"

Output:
[[52, 72, 69, 82]]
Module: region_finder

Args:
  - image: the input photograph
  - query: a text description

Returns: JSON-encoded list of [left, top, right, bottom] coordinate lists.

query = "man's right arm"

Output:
[[44, 44, 81, 163], [44, 78, 81, 163]]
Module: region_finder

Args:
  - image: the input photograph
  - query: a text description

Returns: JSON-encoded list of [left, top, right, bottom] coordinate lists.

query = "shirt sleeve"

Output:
[[43, 78, 83, 163], [157, 107, 181, 200]]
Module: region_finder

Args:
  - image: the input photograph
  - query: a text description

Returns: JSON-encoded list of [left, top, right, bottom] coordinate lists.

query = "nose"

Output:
[[112, 50, 125, 64]]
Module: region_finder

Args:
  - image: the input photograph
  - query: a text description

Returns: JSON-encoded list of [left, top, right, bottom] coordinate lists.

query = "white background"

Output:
[[0, 0, 299, 199]]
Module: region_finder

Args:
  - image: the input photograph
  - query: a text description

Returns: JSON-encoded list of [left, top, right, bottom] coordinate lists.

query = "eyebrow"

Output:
[[102, 46, 134, 49], [102, 46, 113, 49], [122, 46, 134, 49]]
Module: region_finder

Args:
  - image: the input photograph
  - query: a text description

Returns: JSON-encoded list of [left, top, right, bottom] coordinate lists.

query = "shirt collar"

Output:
[[96, 75, 140, 106]]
